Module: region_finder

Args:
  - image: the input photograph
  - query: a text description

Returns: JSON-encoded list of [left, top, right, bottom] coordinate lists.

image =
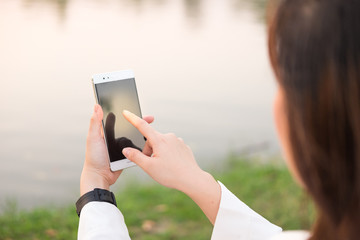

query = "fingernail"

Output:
[[123, 110, 130, 115], [94, 104, 99, 113], [122, 148, 130, 156]]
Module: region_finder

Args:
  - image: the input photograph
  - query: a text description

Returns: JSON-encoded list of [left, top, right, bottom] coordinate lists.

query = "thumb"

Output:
[[88, 104, 103, 138], [122, 147, 150, 169]]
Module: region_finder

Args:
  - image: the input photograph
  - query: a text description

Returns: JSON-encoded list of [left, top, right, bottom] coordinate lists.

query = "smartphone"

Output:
[[92, 70, 145, 171]]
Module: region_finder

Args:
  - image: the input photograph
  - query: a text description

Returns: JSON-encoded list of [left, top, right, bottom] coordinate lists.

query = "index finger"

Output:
[[122, 110, 158, 141]]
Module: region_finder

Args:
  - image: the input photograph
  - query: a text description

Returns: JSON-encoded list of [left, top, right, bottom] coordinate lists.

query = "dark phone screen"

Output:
[[95, 78, 145, 162]]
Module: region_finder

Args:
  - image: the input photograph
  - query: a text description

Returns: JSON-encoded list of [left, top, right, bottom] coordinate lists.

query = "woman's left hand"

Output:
[[80, 104, 154, 196]]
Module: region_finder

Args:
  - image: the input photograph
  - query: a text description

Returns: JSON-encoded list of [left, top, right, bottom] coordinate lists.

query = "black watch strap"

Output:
[[76, 188, 117, 217]]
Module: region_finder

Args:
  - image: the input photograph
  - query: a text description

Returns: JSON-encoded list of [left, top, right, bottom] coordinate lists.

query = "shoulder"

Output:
[[270, 231, 310, 240]]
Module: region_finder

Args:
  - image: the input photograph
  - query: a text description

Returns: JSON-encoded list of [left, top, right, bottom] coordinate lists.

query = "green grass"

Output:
[[0, 156, 315, 240]]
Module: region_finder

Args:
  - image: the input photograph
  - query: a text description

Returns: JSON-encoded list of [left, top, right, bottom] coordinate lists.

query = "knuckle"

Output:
[[127, 150, 134, 158], [135, 118, 147, 129], [158, 135, 167, 144], [165, 133, 176, 139], [129, 150, 138, 159], [90, 115, 96, 124]]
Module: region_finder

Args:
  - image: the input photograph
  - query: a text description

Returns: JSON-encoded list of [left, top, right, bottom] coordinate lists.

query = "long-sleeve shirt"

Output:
[[78, 182, 310, 240]]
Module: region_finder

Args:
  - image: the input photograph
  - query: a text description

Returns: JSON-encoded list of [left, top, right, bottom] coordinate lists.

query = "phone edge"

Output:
[[91, 71, 140, 172]]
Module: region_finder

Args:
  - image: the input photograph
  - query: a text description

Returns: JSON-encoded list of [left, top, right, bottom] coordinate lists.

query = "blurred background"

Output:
[[0, 0, 279, 212]]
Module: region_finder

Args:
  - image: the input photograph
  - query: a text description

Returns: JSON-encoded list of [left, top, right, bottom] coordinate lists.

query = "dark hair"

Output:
[[268, 0, 360, 239]]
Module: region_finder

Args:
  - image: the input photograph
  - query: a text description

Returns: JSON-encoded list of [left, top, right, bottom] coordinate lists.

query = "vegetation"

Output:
[[0, 156, 315, 240]]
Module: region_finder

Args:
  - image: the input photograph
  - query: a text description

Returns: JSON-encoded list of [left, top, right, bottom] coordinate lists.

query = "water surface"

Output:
[[0, 0, 279, 210]]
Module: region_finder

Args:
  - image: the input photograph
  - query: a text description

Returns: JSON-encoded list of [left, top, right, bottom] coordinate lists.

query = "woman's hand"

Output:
[[80, 105, 154, 196], [122, 110, 221, 224], [122, 110, 201, 192]]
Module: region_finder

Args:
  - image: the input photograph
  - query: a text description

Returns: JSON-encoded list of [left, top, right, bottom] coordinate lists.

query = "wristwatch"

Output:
[[76, 188, 117, 217]]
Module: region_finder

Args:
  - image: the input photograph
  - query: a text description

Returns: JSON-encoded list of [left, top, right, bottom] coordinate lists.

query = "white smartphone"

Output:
[[92, 70, 146, 171]]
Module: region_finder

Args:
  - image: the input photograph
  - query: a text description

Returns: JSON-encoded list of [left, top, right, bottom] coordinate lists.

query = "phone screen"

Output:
[[94, 78, 145, 162]]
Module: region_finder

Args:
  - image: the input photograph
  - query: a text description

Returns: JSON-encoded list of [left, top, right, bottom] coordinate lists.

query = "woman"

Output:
[[77, 0, 360, 239]]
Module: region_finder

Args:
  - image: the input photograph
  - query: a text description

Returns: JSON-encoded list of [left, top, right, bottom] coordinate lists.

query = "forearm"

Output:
[[179, 170, 221, 225]]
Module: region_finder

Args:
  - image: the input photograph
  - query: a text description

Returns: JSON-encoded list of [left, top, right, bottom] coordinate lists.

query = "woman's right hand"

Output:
[[122, 110, 221, 224], [121, 110, 202, 191]]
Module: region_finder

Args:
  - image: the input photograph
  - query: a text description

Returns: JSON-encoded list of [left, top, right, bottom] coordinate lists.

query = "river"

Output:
[[0, 0, 280, 210]]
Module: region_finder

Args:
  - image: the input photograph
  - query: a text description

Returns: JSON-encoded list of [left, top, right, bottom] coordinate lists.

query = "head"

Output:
[[268, 0, 360, 239]]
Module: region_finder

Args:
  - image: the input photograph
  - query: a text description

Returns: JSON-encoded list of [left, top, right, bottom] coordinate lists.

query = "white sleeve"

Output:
[[270, 231, 310, 240], [78, 201, 131, 240], [211, 182, 282, 240]]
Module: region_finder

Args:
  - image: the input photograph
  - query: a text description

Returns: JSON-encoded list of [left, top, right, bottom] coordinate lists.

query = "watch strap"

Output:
[[76, 188, 117, 217]]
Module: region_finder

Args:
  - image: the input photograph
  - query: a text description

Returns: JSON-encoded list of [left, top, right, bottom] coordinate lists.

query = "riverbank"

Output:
[[0, 156, 315, 240]]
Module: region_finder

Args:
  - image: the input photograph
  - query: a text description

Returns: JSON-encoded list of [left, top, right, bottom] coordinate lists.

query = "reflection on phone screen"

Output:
[[95, 78, 145, 162]]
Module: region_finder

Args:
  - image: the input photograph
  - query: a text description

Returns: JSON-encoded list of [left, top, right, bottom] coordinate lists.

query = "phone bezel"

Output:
[[92, 70, 141, 171]]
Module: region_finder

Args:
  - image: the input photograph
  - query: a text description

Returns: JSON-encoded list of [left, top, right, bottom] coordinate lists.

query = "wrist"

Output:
[[76, 188, 117, 217], [80, 168, 110, 196], [180, 170, 218, 196], [178, 169, 221, 224]]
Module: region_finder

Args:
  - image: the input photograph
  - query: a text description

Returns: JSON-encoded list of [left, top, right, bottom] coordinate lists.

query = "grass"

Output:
[[0, 156, 315, 240]]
